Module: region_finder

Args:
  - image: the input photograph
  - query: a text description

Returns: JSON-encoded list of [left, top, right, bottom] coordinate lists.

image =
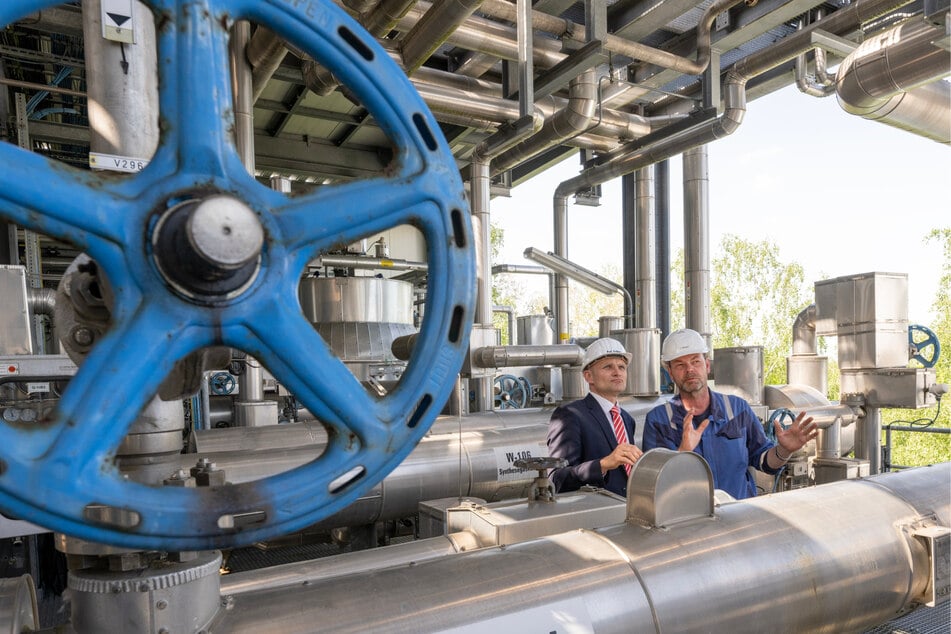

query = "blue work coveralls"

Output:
[[642, 391, 780, 499]]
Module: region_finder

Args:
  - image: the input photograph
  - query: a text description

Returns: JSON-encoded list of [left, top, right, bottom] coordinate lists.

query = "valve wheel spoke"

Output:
[[0, 0, 474, 550], [240, 299, 392, 448], [276, 172, 447, 259], [150, 0, 244, 181], [0, 144, 128, 247]]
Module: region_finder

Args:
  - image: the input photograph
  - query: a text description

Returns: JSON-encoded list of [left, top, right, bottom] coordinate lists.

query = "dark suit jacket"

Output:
[[546, 393, 637, 497]]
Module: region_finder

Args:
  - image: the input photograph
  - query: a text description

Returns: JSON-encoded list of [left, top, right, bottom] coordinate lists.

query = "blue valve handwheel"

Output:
[[0, 0, 473, 550], [494, 374, 529, 410], [908, 324, 940, 368], [209, 372, 237, 396]]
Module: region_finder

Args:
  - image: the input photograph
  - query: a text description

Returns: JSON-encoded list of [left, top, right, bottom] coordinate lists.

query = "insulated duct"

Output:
[[206, 461, 950, 633], [683, 145, 711, 339], [400, 0, 485, 74], [634, 167, 656, 329], [492, 69, 598, 175], [792, 303, 818, 355], [834, 16, 951, 143]]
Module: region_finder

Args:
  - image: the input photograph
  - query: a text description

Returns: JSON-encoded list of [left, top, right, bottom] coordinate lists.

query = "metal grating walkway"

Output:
[[864, 604, 951, 634]]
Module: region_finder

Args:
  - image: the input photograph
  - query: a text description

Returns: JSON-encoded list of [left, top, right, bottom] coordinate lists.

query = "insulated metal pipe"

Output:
[[81, 0, 158, 159], [209, 463, 949, 633], [221, 531, 480, 595], [400, 1, 565, 69], [470, 158, 495, 413], [654, 159, 670, 337], [411, 66, 651, 140], [492, 69, 598, 175], [834, 16, 951, 143], [147, 408, 699, 532], [472, 344, 585, 368], [792, 303, 818, 355], [683, 145, 711, 341], [309, 254, 428, 272], [856, 405, 884, 475], [401, 0, 485, 74], [634, 167, 656, 329]]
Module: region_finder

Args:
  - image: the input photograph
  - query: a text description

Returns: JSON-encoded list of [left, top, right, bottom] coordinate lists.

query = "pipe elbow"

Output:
[[792, 303, 818, 355]]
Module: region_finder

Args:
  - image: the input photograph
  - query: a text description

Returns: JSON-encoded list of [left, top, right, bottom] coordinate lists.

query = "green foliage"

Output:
[[567, 263, 625, 337], [881, 408, 950, 468], [671, 235, 812, 385], [489, 223, 504, 262], [881, 227, 951, 467], [919, 227, 951, 384], [489, 221, 549, 343]]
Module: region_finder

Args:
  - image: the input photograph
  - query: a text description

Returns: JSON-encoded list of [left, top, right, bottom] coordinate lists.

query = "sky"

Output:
[[489, 83, 950, 328]]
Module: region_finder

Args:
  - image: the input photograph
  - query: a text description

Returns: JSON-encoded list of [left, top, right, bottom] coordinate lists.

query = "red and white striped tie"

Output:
[[610, 405, 631, 476]]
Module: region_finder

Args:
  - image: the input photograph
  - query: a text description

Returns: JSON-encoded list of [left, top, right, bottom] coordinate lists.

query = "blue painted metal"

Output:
[[908, 324, 940, 368], [209, 372, 236, 396], [0, 0, 474, 549], [493, 374, 530, 409]]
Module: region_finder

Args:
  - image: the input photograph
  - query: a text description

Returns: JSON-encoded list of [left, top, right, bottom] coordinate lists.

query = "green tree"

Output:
[[566, 263, 625, 338], [883, 227, 950, 467], [490, 222, 548, 343], [670, 235, 812, 385]]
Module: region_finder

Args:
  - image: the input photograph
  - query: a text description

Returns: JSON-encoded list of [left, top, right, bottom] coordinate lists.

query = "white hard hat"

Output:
[[661, 328, 708, 362], [582, 337, 632, 370]]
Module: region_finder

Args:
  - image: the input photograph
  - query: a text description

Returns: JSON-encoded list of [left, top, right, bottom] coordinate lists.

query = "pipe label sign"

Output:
[[101, 0, 135, 43], [89, 152, 149, 173], [494, 444, 547, 481]]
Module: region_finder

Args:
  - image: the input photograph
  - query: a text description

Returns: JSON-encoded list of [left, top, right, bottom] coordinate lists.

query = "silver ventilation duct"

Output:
[[206, 460, 950, 633], [835, 16, 951, 143]]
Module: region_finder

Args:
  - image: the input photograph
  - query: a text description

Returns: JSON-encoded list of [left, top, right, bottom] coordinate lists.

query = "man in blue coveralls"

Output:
[[643, 328, 818, 499]]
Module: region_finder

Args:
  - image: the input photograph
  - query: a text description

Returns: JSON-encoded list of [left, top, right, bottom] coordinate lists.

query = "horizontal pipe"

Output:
[[472, 344, 585, 368], [152, 403, 700, 533], [799, 403, 857, 429], [210, 463, 949, 633], [834, 16, 951, 143], [0, 76, 86, 98], [220, 532, 479, 595], [310, 254, 428, 272]]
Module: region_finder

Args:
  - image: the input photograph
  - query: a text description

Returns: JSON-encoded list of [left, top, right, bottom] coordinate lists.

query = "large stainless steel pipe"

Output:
[[173, 398, 665, 530], [209, 463, 949, 633], [683, 145, 711, 341], [132, 418, 614, 530], [634, 166, 656, 329], [191, 397, 666, 453]]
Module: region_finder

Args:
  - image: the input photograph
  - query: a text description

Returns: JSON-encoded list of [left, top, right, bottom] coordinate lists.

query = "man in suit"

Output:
[[547, 337, 642, 497]]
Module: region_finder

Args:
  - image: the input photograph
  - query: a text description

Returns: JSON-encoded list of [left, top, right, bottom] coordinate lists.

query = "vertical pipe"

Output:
[[621, 173, 636, 327], [231, 21, 255, 171], [82, 0, 159, 158], [471, 159, 494, 412], [471, 161, 492, 327], [0, 224, 16, 265], [654, 159, 670, 336], [231, 20, 262, 404], [553, 195, 569, 342], [270, 176, 292, 194], [856, 406, 883, 475], [635, 166, 656, 330], [682, 145, 711, 343], [516, 0, 533, 113]]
